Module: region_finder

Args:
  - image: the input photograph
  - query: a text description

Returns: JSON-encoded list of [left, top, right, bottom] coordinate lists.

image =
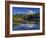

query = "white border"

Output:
[[10, 4, 43, 34]]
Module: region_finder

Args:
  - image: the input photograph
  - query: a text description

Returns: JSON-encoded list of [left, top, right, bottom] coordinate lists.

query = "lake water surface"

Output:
[[13, 23, 40, 31]]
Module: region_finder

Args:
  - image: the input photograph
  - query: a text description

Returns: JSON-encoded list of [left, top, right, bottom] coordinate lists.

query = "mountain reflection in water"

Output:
[[13, 23, 40, 31]]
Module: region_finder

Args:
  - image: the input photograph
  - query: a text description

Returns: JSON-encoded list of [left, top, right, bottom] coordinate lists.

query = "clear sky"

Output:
[[13, 7, 40, 15]]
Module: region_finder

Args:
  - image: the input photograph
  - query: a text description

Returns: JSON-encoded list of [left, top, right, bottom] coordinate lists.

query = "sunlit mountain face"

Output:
[[12, 7, 40, 31], [26, 10, 36, 14]]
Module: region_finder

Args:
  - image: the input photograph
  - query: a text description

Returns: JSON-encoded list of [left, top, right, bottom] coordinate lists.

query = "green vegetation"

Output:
[[13, 13, 40, 25]]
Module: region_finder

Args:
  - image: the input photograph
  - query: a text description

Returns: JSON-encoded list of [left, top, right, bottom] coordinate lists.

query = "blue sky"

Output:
[[13, 7, 40, 15]]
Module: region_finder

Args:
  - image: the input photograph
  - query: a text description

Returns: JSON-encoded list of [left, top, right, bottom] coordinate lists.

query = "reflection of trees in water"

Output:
[[13, 21, 40, 26], [13, 22, 40, 30]]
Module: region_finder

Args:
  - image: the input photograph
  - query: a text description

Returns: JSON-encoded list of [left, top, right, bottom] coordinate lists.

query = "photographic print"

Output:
[[13, 7, 40, 31], [5, 1, 45, 37]]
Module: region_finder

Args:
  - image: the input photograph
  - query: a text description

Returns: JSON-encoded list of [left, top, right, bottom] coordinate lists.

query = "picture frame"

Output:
[[5, 1, 45, 37]]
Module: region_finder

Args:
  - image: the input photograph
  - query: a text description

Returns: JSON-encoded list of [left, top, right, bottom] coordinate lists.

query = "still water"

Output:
[[13, 23, 40, 31]]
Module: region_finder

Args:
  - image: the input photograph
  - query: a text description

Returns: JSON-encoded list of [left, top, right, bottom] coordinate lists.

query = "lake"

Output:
[[13, 23, 40, 31]]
